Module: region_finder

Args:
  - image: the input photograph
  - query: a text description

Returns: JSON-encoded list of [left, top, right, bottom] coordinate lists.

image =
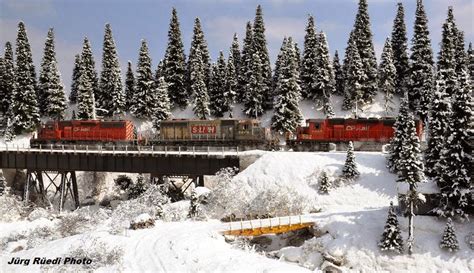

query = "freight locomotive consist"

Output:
[[31, 117, 423, 151]]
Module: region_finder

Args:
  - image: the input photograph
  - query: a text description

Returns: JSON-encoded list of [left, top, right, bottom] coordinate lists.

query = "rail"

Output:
[[0, 144, 241, 157]]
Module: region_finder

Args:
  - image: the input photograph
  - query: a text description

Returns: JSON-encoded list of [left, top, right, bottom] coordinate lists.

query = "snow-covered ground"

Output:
[[1, 150, 472, 272]]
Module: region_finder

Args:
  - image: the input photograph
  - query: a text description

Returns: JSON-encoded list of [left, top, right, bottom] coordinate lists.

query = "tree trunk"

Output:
[[407, 188, 415, 255]]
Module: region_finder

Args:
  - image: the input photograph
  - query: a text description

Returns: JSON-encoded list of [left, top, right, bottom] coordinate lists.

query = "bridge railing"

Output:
[[220, 215, 315, 236]]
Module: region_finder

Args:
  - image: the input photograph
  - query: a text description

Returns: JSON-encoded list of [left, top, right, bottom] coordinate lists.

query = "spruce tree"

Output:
[[0, 171, 6, 196], [342, 141, 360, 179], [69, 54, 81, 104], [76, 38, 98, 120], [154, 60, 164, 84], [152, 77, 172, 130], [409, 0, 434, 122], [131, 40, 157, 119], [272, 37, 288, 93], [243, 51, 265, 118], [0, 58, 5, 130], [224, 46, 238, 117], [188, 18, 211, 92], [99, 23, 124, 117], [425, 7, 457, 178], [164, 8, 187, 108], [318, 171, 331, 194], [38, 28, 55, 116], [333, 51, 344, 96], [239, 22, 253, 104], [230, 33, 242, 100], [1, 42, 15, 117], [378, 38, 396, 115], [387, 95, 409, 173], [342, 40, 365, 111], [188, 189, 201, 219], [190, 49, 210, 119], [300, 15, 318, 100], [391, 2, 410, 96], [209, 52, 227, 117], [439, 218, 459, 252], [468, 42, 474, 85], [351, 0, 378, 104], [271, 38, 302, 134], [10, 22, 40, 133], [314, 31, 335, 115], [124, 61, 135, 111], [294, 42, 302, 77], [379, 202, 404, 253], [252, 5, 273, 110]]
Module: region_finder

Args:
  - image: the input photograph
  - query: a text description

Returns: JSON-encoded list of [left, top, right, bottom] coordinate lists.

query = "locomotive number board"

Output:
[[191, 125, 217, 134]]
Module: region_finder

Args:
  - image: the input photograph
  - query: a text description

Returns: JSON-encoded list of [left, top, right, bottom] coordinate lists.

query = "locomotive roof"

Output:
[[161, 118, 260, 122], [306, 117, 396, 122]]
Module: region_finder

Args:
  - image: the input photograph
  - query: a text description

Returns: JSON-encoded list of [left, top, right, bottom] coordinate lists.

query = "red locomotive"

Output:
[[287, 118, 423, 151], [31, 120, 136, 146]]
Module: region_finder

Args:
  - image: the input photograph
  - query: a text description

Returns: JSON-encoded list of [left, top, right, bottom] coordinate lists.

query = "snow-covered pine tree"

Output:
[[0, 171, 6, 196], [190, 48, 210, 120], [434, 29, 472, 219], [314, 31, 335, 116], [333, 51, 344, 96], [187, 18, 211, 92], [99, 23, 124, 117], [188, 189, 201, 219], [342, 141, 360, 179], [378, 38, 396, 115], [38, 28, 55, 116], [239, 22, 253, 104], [130, 40, 157, 119], [468, 42, 474, 85], [124, 61, 135, 111], [425, 7, 458, 178], [439, 218, 460, 252], [387, 94, 409, 173], [164, 8, 187, 108], [209, 52, 227, 117], [152, 77, 171, 130], [318, 171, 331, 194], [396, 93, 425, 255], [409, 0, 434, 122], [230, 33, 241, 100], [391, 2, 410, 96], [1, 42, 15, 118], [272, 37, 288, 93], [243, 51, 265, 118], [128, 174, 148, 199], [154, 60, 164, 84], [271, 38, 302, 134], [10, 22, 40, 134], [224, 46, 238, 117], [0, 58, 4, 129], [351, 0, 378, 104], [69, 54, 81, 104], [300, 15, 318, 100], [76, 38, 98, 120], [379, 201, 404, 253], [294, 42, 302, 77], [342, 40, 365, 111], [252, 5, 273, 110]]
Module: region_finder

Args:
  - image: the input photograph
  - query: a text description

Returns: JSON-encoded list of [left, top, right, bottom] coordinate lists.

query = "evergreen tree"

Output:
[[300, 15, 318, 99], [128, 174, 148, 199], [38, 28, 55, 116], [0, 42, 15, 117], [152, 77, 172, 130], [0, 171, 6, 196], [271, 38, 302, 134], [243, 51, 265, 118], [342, 141, 360, 179], [230, 33, 242, 100], [76, 38, 97, 120], [164, 8, 187, 108], [342, 40, 365, 111], [131, 40, 157, 119], [188, 18, 211, 92], [272, 37, 288, 93], [439, 218, 460, 252], [209, 52, 227, 117], [379, 202, 404, 253], [154, 60, 164, 84], [0, 57, 4, 128], [425, 7, 457, 178], [252, 5, 273, 110], [318, 171, 331, 194], [387, 95, 409, 173], [378, 38, 397, 115], [190, 49, 210, 119], [224, 46, 238, 117], [468, 42, 474, 85], [435, 29, 472, 219], [391, 2, 410, 96], [124, 61, 135, 110], [409, 0, 434, 121], [99, 23, 124, 117], [188, 189, 201, 219], [351, 0, 378, 104], [294, 42, 302, 77], [69, 54, 81, 104], [239, 22, 253, 104], [10, 22, 40, 133], [314, 31, 335, 115], [333, 51, 344, 96]]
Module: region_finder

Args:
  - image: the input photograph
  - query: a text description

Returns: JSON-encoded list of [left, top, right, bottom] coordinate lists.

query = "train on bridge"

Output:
[[30, 117, 423, 151]]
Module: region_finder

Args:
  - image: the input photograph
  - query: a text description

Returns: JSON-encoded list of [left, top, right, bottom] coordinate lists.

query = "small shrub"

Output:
[[114, 175, 133, 191], [130, 213, 155, 229]]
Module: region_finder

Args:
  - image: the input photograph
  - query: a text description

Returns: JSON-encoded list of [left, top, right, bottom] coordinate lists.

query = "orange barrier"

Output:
[[222, 222, 314, 236]]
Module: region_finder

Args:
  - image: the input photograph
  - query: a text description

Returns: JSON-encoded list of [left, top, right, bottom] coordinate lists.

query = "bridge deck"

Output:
[[220, 215, 315, 236]]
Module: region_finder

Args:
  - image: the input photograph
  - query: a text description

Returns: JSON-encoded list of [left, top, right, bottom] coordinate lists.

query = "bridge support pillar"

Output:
[[24, 170, 79, 212]]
